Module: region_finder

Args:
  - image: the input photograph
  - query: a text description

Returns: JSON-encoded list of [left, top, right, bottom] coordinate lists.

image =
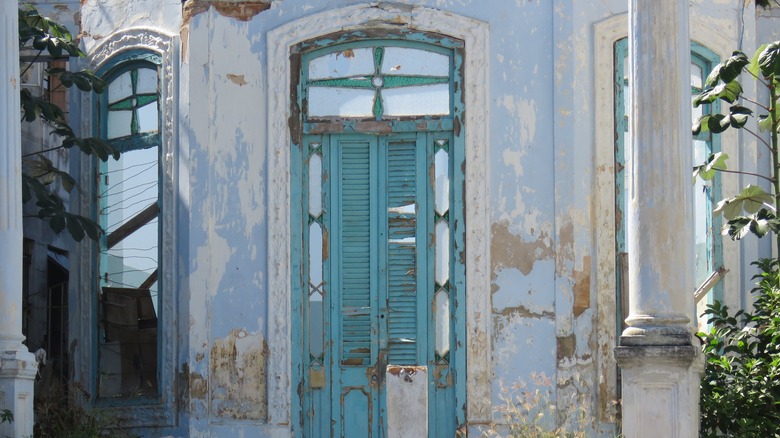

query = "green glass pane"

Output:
[[372, 89, 382, 118], [108, 96, 135, 111], [373, 46, 384, 73], [308, 77, 373, 89], [135, 93, 158, 108], [382, 75, 449, 89]]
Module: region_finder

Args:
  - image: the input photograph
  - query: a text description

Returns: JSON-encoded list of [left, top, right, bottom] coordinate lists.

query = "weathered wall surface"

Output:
[[67, 0, 779, 436]]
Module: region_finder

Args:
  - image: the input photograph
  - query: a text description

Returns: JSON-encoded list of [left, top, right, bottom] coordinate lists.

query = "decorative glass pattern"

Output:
[[433, 138, 451, 367], [106, 67, 159, 139], [308, 142, 325, 365], [307, 46, 450, 118], [434, 289, 450, 357]]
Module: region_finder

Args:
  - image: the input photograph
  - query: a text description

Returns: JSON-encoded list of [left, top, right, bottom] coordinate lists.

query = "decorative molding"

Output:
[[266, 4, 490, 427], [74, 27, 179, 427]]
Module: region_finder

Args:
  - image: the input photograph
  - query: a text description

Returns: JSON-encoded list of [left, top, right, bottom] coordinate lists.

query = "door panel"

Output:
[[300, 132, 457, 437]]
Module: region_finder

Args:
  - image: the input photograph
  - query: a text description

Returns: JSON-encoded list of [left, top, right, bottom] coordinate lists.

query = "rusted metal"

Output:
[[366, 349, 387, 388]]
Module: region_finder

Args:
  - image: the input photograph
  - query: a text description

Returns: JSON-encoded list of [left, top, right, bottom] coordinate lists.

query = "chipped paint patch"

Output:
[[572, 256, 591, 317], [183, 0, 271, 22], [210, 329, 268, 420], [491, 221, 554, 276], [556, 334, 576, 361], [226, 73, 247, 86]]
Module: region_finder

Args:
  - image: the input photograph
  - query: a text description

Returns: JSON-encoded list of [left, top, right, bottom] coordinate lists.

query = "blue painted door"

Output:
[[297, 131, 460, 437], [292, 35, 466, 437]]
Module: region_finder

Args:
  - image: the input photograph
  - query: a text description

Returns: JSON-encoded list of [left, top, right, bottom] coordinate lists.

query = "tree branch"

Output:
[[742, 125, 774, 154], [22, 145, 66, 158], [740, 94, 771, 112], [19, 49, 44, 79], [716, 167, 775, 184]]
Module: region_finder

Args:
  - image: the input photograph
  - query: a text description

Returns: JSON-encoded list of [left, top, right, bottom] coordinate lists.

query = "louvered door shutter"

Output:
[[385, 138, 421, 364], [338, 138, 374, 366]]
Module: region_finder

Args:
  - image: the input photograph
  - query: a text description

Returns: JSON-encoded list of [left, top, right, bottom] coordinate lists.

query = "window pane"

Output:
[[136, 68, 158, 94], [381, 47, 449, 76], [309, 153, 323, 217], [383, 84, 449, 116], [137, 101, 159, 133], [309, 222, 323, 286], [435, 220, 449, 286], [309, 291, 324, 359], [108, 71, 132, 104], [308, 87, 375, 117], [107, 110, 132, 139], [691, 62, 703, 91], [309, 48, 374, 80], [99, 145, 159, 398], [434, 148, 449, 216], [102, 146, 159, 290], [434, 289, 450, 357]]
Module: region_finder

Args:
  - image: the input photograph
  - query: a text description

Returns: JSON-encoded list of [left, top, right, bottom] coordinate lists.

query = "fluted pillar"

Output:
[[0, 2, 38, 437], [615, 1, 703, 437]]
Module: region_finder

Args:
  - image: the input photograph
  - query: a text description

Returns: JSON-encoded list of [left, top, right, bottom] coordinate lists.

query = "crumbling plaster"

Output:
[[57, 0, 777, 435]]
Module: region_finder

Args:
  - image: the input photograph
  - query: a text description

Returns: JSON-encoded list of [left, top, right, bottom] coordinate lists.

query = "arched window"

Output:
[[95, 52, 162, 400]]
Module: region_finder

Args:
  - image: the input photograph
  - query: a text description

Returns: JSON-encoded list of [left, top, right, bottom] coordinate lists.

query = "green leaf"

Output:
[[49, 215, 66, 233], [749, 43, 770, 77], [757, 106, 779, 133], [750, 209, 780, 238], [729, 105, 753, 128], [705, 51, 750, 87], [694, 81, 743, 107], [694, 152, 729, 182], [694, 114, 732, 134], [65, 216, 85, 242], [714, 185, 775, 220], [758, 41, 780, 78]]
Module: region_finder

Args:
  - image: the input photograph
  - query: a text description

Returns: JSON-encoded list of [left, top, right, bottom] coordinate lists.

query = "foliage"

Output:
[[480, 373, 591, 438], [18, 4, 118, 241], [692, 41, 780, 251], [0, 409, 12, 425], [699, 258, 780, 437], [33, 383, 137, 438]]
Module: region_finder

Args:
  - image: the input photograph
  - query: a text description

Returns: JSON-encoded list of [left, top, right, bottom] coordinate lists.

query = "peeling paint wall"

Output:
[[210, 329, 267, 420], [64, 0, 780, 436]]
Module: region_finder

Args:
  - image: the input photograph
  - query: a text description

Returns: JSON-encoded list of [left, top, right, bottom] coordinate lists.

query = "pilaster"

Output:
[[0, 1, 39, 436], [617, 1, 703, 436]]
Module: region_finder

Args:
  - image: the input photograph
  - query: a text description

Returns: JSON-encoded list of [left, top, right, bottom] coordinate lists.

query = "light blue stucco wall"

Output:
[[63, 0, 778, 435]]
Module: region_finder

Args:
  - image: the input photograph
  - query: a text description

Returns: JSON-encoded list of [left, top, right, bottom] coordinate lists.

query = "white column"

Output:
[[0, 2, 38, 437], [615, 1, 703, 437]]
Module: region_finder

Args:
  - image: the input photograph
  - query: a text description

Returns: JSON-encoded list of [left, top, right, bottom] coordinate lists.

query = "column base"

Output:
[[0, 349, 38, 438], [615, 344, 704, 438]]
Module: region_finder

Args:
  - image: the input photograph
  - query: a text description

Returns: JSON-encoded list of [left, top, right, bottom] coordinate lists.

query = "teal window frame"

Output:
[[614, 38, 723, 330], [93, 50, 163, 405]]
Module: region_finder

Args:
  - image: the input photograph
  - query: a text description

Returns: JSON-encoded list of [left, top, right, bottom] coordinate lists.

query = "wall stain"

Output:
[[209, 329, 268, 421], [573, 255, 591, 317], [496, 304, 554, 319], [226, 74, 248, 86], [491, 221, 554, 277], [557, 334, 576, 362], [183, 0, 270, 22]]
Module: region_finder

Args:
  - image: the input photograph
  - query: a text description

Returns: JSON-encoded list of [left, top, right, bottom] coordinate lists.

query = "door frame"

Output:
[[265, 5, 491, 432]]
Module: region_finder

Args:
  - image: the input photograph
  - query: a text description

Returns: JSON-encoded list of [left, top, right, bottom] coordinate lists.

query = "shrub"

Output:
[[699, 258, 780, 437]]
